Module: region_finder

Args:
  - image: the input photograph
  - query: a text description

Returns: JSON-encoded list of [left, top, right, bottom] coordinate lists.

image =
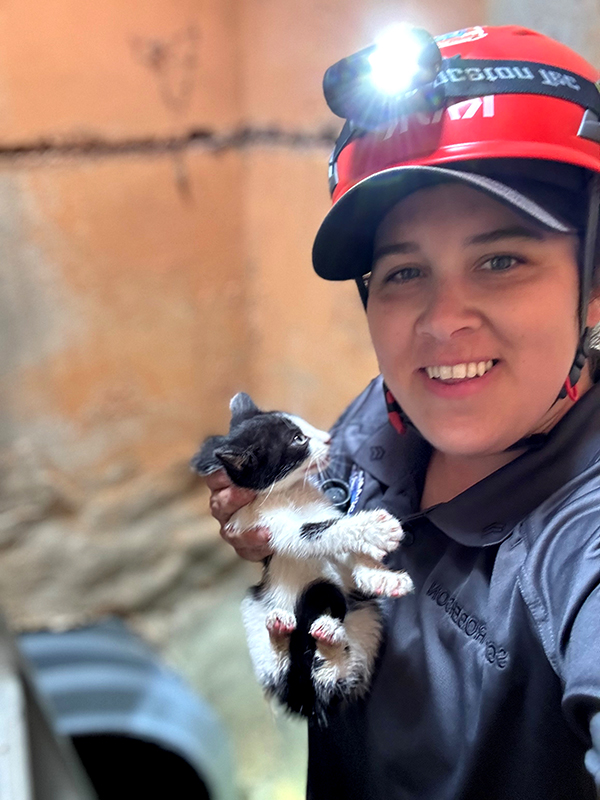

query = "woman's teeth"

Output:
[[425, 360, 495, 380]]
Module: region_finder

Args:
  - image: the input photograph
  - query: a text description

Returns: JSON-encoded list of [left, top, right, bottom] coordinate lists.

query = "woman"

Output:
[[208, 25, 600, 799]]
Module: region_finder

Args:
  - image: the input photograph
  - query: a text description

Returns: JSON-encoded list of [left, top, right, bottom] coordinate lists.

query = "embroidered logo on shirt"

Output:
[[482, 522, 506, 535], [427, 581, 509, 669], [370, 446, 385, 461]]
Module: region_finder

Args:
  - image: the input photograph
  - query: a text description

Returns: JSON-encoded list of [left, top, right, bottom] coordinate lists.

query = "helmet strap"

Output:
[[557, 327, 590, 400], [355, 276, 369, 309], [383, 383, 409, 435], [557, 171, 600, 400]]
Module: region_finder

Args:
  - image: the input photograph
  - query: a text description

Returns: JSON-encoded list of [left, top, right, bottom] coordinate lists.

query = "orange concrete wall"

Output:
[[18, 151, 247, 471], [0, 0, 240, 144], [242, 147, 378, 425], [240, 0, 485, 130]]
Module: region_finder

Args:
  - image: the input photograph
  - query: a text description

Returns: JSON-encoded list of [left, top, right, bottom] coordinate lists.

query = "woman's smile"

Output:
[[419, 359, 500, 399], [423, 360, 496, 380]]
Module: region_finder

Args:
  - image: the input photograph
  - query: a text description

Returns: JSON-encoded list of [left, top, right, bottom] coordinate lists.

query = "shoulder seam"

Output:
[[516, 572, 562, 679]]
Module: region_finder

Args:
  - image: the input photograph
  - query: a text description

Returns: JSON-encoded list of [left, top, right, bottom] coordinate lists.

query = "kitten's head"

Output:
[[191, 393, 330, 491]]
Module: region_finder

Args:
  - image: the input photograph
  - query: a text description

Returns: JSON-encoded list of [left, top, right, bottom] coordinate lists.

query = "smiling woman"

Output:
[[208, 24, 600, 800], [367, 183, 593, 464]]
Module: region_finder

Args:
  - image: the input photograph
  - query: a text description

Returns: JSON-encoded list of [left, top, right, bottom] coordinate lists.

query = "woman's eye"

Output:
[[293, 433, 308, 444], [385, 266, 422, 284], [480, 255, 520, 272]]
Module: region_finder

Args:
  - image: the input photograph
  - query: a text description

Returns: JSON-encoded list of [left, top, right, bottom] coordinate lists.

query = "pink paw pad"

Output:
[[309, 618, 344, 646], [266, 614, 295, 637]]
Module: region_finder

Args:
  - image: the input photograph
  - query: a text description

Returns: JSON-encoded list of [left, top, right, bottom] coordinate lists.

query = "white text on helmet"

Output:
[[435, 65, 535, 85], [447, 96, 495, 120]]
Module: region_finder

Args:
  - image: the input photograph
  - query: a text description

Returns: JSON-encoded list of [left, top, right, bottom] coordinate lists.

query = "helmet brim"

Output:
[[312, 164, 576, 281]]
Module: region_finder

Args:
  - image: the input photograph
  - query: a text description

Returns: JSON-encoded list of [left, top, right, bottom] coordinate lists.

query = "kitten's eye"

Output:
[[293, 433, 308, 445]]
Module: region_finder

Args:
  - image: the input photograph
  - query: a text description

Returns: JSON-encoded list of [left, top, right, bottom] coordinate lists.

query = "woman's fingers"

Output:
[[223, 526, 273, 562], [206, 470, 256, 526], [205, 469, 273, 561]]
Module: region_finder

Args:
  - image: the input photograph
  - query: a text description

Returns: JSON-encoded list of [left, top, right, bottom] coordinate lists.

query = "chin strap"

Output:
[[355, 275, 369, 309], [557, 328, 591, 401], [560, 173, 600, 400], [384, 384, 407, 434]]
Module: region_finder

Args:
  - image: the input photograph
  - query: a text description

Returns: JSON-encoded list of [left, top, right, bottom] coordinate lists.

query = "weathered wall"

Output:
[[0, 2, 489, 799], [0, 0, 248, 631], [0, 150, 247, 629], [0, 0, 240, 143]]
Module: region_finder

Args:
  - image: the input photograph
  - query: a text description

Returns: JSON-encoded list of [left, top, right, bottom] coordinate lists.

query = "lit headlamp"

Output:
[[323, 24, 443, 130]]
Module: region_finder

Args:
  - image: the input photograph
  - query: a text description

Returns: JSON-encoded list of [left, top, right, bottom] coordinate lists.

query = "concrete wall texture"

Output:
[[1, 1, 592, 798]]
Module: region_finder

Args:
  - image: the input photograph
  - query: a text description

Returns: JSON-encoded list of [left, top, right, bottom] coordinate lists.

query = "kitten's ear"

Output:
[[214, 446, 256, 478], [229, 392, 260, 429]]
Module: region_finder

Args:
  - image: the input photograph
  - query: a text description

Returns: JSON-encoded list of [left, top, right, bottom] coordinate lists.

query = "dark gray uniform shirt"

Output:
[[308, 376, 600, 800]]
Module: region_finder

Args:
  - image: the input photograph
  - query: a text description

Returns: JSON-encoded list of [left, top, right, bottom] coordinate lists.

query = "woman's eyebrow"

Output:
[[372, 242, 420, 261], [466, 225, 546, 245]]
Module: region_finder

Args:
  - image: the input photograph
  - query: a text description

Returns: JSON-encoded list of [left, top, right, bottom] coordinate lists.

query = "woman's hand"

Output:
[[205, 469, 273, 562]]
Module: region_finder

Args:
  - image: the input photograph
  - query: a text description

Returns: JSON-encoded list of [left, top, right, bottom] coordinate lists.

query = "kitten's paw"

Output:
[[354, 565, 414, 598], [310, 615, 348, 647], [266, 609, 296, 638], [354, 510, 404, 561]]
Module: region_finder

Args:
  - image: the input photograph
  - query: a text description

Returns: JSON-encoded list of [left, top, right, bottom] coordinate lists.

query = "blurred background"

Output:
[[0, 1, 597, 798]]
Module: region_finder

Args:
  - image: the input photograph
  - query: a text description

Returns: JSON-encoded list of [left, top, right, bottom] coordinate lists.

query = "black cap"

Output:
[[312, 161, 587, 281]]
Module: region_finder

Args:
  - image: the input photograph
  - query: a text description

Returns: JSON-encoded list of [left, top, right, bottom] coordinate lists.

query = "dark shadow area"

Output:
[[72, 734, 211, 800]]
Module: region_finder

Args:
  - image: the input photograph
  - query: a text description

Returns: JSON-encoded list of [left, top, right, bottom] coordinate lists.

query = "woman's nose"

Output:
[[414, 283, 481, 341]]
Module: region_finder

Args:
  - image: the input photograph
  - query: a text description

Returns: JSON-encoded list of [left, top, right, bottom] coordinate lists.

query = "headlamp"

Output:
[[323, 25, 443, 130]]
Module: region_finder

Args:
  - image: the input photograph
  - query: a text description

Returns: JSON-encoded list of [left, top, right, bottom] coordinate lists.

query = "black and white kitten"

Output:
[[192, 393, 413, 721]]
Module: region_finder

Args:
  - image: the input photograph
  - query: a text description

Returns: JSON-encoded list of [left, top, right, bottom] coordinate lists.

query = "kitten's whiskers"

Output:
[[259, 481, 277, 506]]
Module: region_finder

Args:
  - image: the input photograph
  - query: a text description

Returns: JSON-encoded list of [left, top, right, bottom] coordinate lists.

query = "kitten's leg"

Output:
[[271, 509, 404, 561], [352, 562, 414, 598], [337, 510, 405, 560], [241, 595, 291, 695], [309, 614, 348, 647], [311, 603, 383, 704]]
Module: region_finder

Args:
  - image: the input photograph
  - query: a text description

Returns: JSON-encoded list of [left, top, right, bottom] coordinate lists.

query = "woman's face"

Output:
[[367, 182, 600, 456]]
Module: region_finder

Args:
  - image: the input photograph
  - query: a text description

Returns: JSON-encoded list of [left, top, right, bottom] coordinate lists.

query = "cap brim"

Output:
[[312, 164, 574, 281]]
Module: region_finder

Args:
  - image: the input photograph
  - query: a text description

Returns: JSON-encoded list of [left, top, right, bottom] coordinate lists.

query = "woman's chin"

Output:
[[410, 418, 524, 458]]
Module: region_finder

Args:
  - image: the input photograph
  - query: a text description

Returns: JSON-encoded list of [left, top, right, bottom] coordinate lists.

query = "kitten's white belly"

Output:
[[265, 554, 351, 611]]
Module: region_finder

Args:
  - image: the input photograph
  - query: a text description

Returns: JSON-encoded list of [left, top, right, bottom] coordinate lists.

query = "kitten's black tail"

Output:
[[283, 581, 346, 722]]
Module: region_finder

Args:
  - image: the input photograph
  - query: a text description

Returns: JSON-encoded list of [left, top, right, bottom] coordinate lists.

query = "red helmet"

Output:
[[313, 25, 600, 282]]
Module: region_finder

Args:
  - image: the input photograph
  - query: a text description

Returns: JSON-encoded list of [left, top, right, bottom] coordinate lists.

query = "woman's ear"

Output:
[[587, 292, 600, 328]]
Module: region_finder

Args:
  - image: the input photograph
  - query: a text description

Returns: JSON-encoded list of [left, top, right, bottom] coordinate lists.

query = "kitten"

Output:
[[192, 392, 413, 722]]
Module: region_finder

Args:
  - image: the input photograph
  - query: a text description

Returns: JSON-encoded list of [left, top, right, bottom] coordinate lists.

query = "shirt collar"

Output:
[[352, 381, 600, 547]]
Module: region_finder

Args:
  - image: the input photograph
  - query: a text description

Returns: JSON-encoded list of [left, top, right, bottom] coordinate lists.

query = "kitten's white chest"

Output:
[[227, 481, 336, 535]]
